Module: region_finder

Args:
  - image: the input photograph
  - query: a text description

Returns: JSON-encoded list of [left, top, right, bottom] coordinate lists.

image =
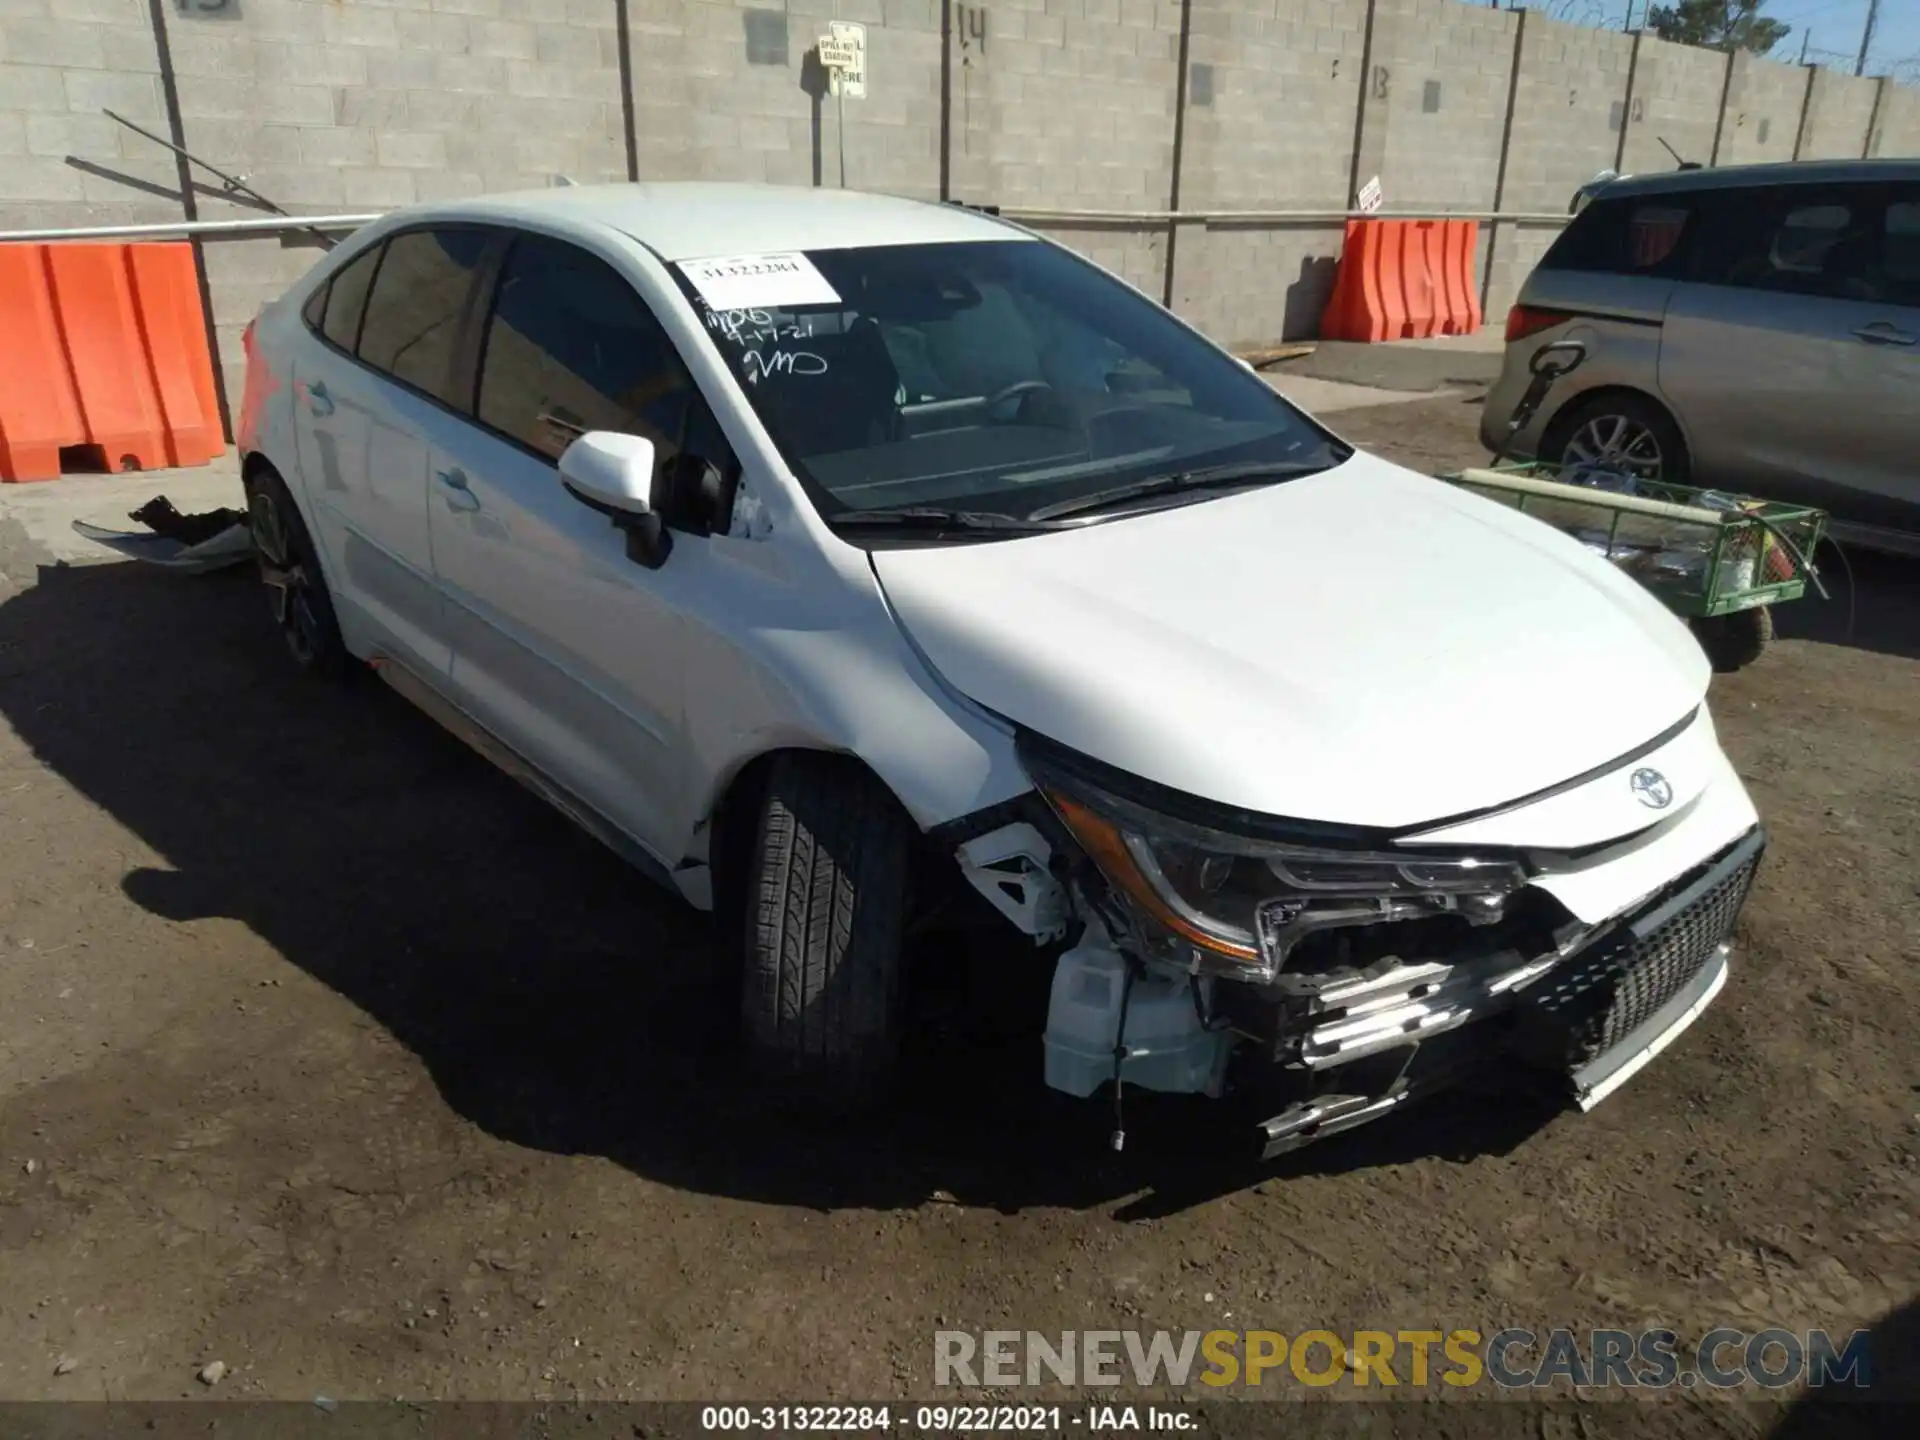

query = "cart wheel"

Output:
[[1691, 607, 1773, 673]]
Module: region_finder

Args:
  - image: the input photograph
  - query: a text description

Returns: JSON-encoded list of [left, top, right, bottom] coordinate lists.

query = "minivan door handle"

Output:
[[435, 467, 480, 512], [1851, 321, 1917, 347], [303, 379, 335, 417]]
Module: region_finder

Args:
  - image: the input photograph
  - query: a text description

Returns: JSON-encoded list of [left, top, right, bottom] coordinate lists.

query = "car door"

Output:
[[289, 226, 490, 676], [1659, 181, 1916, 530], [425, 229, 738, 865]]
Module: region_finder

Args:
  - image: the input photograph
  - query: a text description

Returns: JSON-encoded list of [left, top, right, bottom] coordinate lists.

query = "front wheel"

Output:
[[741, 754, 914, 1106]]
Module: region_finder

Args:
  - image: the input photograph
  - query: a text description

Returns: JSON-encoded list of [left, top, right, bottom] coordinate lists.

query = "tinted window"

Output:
[[1540, 197, 1692, 277], [318, 245, 380, 354], [1692, 187, 1879, 300], [670, 240, 1340, 520], [477, 234, 697, 465], [1881, 199, 1920, 306], [356, 229, 489, 406]]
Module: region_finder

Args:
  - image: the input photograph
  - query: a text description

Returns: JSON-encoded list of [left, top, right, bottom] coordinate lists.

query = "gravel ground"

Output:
[[0, 397, 1913, 1431]]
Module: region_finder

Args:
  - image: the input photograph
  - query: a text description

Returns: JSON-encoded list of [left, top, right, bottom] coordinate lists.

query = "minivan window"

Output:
[[317, 245, 380, 354], [1884, 200, 1920, 305], [355, 228, 490, 407], [670, 239, 1341, 520], [1539, 198, 1692, 277], [1692, 188, 1879, 299], [476, 234, 700, 466]]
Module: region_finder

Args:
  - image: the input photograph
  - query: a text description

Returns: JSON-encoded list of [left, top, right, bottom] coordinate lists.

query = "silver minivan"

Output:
[[1482, 159, 1920, 556]]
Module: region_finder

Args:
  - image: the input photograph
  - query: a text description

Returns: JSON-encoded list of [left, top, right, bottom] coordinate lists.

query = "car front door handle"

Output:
[[436, 467, 480, 512], [1852, 321, 1917, 347], [304, 379, 335, 417]]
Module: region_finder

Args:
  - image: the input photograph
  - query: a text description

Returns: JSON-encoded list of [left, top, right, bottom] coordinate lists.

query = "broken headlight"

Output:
[[1034, 759, 1527, 984]]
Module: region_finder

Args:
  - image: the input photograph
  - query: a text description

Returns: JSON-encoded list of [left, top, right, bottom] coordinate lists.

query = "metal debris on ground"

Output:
[[70, 494, 254, 574]]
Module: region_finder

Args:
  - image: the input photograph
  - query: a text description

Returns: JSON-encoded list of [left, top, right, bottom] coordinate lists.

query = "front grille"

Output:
[[1525, 836, 1763, 1067]]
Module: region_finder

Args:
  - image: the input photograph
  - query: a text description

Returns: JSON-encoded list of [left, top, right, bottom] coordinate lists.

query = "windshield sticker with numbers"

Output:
[[678, 252, 842, 312]]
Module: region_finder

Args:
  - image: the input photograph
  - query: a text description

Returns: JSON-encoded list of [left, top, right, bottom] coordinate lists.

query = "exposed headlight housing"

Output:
[[1028, 743, 1528, 985]]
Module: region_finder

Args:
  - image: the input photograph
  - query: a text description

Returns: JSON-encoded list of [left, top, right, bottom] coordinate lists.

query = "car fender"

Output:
[[667, 542, 1034, 868]]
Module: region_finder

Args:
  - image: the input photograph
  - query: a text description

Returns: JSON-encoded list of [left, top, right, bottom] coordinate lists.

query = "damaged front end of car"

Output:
[[949, 731, 1764, 1158]]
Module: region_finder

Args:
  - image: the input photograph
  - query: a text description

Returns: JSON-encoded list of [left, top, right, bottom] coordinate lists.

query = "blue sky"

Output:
[[1768, 0, 1920, 73]]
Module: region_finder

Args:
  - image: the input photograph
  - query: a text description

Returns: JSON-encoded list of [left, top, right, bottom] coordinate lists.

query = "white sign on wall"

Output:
[[1357, 175, 1384, 213], [820, 21, 867, 100]]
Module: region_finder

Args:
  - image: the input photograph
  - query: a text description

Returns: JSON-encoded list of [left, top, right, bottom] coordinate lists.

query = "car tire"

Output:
[[247, 465, 348, 680], [1543, 392, 1691, 485], [742, 753, 913, 1106], [1691, 606, 1773, 674]]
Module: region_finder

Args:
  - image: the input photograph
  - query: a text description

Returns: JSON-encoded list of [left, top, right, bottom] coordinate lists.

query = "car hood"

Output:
[[869, 452, 1710, 830]]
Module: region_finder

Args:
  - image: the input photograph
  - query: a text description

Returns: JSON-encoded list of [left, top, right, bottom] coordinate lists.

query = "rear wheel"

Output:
[[1544, 393, 1690, 485], [248, 466, 347, 679], [741, 753, 913, 1106], [1691, 606, 1773, 673]]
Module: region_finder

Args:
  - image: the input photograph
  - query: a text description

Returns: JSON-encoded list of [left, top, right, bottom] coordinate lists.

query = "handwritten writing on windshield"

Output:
[[705, 306, 828, 386]]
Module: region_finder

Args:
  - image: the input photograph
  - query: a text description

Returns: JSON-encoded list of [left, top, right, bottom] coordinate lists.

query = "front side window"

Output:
[[477, 234, 699, 466], [671, 240, 1342, 522], [355, 228, 490, 406]]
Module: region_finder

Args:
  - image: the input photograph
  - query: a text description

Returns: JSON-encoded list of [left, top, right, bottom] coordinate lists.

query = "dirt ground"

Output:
[[0, 396, 1913, 1428]]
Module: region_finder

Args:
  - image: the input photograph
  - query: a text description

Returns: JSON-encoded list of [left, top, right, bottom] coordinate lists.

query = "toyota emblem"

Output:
[[1630, 767, 1674, 809]]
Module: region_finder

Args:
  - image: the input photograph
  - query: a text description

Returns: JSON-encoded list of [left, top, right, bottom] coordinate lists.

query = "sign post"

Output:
[[816, 22, 865, 188]]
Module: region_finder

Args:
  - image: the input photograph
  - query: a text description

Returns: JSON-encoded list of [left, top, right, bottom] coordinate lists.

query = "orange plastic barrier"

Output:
[[0, 242, 223, 483], [1319, 219, 1483, 343]]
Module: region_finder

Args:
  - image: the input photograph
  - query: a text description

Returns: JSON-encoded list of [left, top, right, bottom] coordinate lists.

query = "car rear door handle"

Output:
[[304, 379, 335, 417], [435, 467, 479, 512], [1852, 321, 1917, 347]]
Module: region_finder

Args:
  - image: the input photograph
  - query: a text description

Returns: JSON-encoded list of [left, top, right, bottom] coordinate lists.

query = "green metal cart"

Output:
[[1435, 462, 1828, 673]]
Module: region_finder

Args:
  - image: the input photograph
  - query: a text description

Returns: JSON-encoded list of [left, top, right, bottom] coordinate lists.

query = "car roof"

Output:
[[1597, 157, 1920, 199], [392, 182, 1026, 261]]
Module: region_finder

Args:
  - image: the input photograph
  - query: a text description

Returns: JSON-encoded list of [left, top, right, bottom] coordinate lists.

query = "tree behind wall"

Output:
[[1646, 1, 1792, 54]]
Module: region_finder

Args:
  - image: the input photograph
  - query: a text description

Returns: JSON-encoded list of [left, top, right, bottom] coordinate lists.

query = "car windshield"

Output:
[[670, 240, 1345, 526]]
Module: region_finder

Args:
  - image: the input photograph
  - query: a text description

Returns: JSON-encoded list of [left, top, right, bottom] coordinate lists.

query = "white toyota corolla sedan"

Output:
[[238, 182, 1764, 1156]]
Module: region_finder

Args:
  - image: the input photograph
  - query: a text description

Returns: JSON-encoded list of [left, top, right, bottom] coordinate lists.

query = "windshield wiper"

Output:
[[1027, 459, 1333, 522], [829, 506, 1070, 535]]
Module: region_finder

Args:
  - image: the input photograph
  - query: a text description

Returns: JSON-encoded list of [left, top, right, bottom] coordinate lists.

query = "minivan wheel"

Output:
[[1691, 606, 1773, 673], [1546, 394, 1690, 485], [248, 467, 347, 679], [741, 753, 913, 1106]]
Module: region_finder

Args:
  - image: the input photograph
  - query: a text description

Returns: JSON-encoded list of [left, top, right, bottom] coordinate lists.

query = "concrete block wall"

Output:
[[1719, 52, 1808, 166], [1179, 0, 1367, 211], [1370, 0, 1516, 213], [627, 1, 942, 199], [1798, 68, 1879, 160], [1874, 81, 1920, 159], [947, 0, 1182, 213], [0, 0, 184, 231], [1620, 34, 1725, 176]]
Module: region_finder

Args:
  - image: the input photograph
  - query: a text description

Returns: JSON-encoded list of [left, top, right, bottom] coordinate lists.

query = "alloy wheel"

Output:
[[1563, 412, 1666, 480]]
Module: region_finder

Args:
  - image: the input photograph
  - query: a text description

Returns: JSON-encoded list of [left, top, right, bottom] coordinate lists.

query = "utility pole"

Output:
[[1855, 0, 1880, 77], [1800, 30, 1810, 65]]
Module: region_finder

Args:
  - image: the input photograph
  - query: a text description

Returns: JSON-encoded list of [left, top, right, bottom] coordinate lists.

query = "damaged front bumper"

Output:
[[1029, 821, 1764, 1159]]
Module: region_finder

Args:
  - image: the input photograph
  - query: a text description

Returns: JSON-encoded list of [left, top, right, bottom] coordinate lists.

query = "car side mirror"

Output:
[[559, 431, 672, 569]]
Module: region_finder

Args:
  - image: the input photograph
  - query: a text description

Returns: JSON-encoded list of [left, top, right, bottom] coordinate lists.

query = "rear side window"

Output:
[[317, 245, 381, 354], [1540, 197, 1693, 277], [355, 228, 490, 406], [475, 233, 699, 465]]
